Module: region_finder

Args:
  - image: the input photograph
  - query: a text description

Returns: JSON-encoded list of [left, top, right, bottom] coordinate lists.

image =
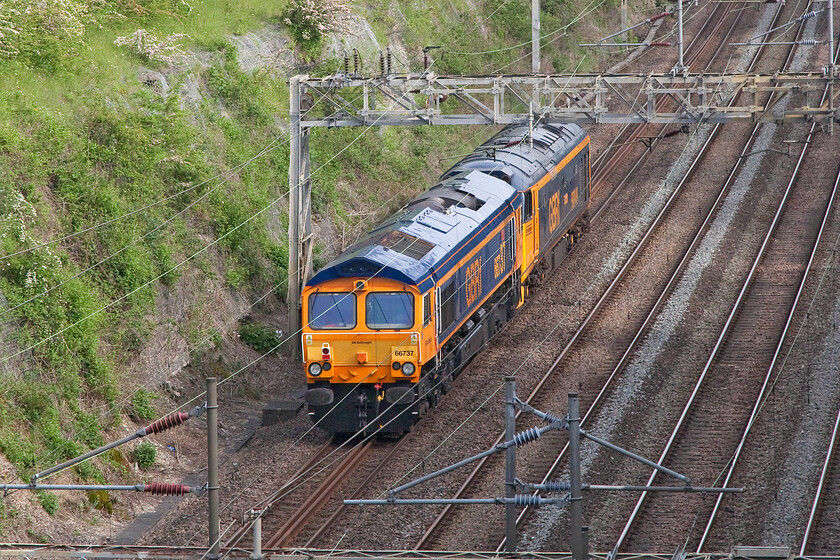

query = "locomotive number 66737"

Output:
[[302, 123, 591, 435]]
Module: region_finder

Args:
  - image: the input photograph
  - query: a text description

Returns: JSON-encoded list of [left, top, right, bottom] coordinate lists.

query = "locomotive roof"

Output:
[[307, 170, 519, 293], [442, 122, 587, 190]]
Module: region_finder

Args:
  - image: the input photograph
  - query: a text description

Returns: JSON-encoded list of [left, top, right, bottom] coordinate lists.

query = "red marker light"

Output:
[[321, 343, 331, 361]]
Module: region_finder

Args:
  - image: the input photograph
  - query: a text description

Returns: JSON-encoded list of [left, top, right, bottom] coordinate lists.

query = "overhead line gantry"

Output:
[[286, 69, 839, 347]]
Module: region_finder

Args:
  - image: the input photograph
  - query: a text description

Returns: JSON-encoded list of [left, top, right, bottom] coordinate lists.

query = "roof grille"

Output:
[[380, 230, 435, 260]]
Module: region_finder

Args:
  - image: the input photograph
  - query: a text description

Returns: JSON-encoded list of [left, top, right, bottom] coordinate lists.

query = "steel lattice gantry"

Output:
[[296, 72, 839, 127], [285, 71, 839, 352]]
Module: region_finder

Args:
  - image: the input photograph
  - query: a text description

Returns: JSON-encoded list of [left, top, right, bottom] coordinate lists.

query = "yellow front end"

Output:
[[301, 277, 425, 434]]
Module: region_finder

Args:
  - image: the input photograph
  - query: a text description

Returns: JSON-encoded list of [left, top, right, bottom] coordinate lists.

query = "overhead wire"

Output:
[[0, 68, 414, 482], [0, 81, 408, 370], [16, 0, 677, 537], [195, 35, 617, 551], [19, 72, 505, 487], [326, 33, 753, 548], [491, 0, 607, 74], [15, 59, 451, 500], [448, 0, 604, 57], [184, 115, 547, 553], [188, 132, 533, 552], [211, 96, 596, 557], [187, 0, 702, 546], [0, 58, 352, 266], [0, 62, 358, 320]]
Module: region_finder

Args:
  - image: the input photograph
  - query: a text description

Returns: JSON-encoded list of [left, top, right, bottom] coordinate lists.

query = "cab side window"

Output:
[[524, 190, 534, 220], [439, 281, 456, 333]]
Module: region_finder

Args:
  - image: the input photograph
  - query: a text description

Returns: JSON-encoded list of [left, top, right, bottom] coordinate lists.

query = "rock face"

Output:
[[229, 25, 297, 74], [327, 15, 385, 60], [138, 70, 170, 96]]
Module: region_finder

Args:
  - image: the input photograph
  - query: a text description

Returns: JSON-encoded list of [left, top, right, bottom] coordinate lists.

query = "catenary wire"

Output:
[[183, 119, 546, 551], [0, 74, 356, 318], [18, 62, 448, 487], [22, 97, 501, 486], [0, 59, 345, 264]]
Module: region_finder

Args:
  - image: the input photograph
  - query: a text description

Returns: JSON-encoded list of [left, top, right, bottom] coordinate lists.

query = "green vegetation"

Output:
[[130, 390, 157, 422], [238, 321, 280, 354], [131, 442, 157, 470], [35, 491, 59, 516]]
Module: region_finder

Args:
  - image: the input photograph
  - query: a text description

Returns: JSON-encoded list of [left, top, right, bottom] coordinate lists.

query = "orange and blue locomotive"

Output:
[[302, 123, 591, 434]]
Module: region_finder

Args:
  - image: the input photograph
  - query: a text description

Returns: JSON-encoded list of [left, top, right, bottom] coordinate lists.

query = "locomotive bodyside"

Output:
[[302, 123, 591, 435], [303, 171, 519, 434]]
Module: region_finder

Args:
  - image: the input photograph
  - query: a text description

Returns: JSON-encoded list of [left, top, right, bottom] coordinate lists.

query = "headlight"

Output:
[[308, 362, 322, 376], [323, 362, 332, 371], [401, 362, 416, 376]]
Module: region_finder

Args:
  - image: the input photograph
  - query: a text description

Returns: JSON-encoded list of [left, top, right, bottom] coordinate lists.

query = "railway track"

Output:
[[413, 1, 777, 550], [616, 119, 838, 552], [264, 441, 374, 548], [800, 397, 840, 555], [615, 27, 840, 552], [226, 435, 413, 551], [589, 0, 743, 215], [223, 439, 336, 549]]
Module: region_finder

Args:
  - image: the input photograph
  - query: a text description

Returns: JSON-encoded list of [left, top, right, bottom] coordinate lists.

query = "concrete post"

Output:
[[207, 378, 220, 559], [287, 76, 302, 360], [676, 0, 686, 73], [532, 0, 540, 74], [504, 377, 517, 552], [829, 0, 835, 134], [251, 513, 263, 560], [287, 77, 313, 360], [621, 0, 628, 45]]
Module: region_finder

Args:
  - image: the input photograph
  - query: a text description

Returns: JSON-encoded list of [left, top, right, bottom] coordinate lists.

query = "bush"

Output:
[[131, 442, 157, 470], [130, 390, 157, 421], [36, 491, 59, 515], [282, 0, 353, 57], [238, 322, 280, 353]]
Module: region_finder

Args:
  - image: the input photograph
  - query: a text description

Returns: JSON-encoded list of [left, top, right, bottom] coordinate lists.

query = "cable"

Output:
[[17, 63, 449, 489], [0, 137, 282, 318], [0, 73, 433, 482], [491, 0, 607, 74], [0, 59, 344, 265], [0, 74, 356, 319], [19, 76, 505, 486], [184, 120, 537, 550], [0, 80, 406, 369], [449, 0, 604, 56], [210, 120, 594, 553]]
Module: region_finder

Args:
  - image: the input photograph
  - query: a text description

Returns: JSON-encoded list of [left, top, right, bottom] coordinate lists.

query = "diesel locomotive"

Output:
[[302, 122, 591, 434]]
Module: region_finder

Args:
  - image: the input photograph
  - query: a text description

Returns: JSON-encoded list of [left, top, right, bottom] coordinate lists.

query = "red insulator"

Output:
[[504, 139, 523, 148], [649, 11, 670, 22], [649, 42, 671, 47], [144, 411, 190, 435], [144, 482, 191, 496]]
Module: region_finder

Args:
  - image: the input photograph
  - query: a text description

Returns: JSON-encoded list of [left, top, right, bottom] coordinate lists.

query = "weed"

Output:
[[238, 321, 280, 353], [131, 442, 156, 470], [130, 390, 157, 422], [35, 491, 59, 516], [87, 490, 114, 514]]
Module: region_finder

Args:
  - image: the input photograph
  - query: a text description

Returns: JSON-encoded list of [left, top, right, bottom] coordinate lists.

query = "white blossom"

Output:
[[114, 28, 190, 65], [285, 0, 353, 39]]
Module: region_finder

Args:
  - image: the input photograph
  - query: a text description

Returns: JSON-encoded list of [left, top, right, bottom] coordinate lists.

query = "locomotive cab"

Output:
[[302, 277, 427, 434]]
